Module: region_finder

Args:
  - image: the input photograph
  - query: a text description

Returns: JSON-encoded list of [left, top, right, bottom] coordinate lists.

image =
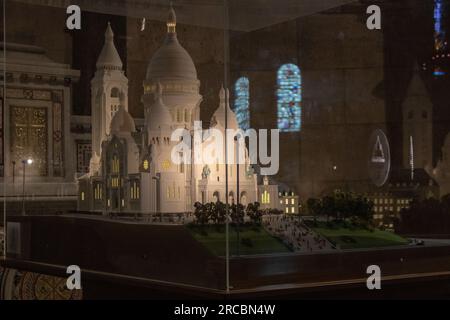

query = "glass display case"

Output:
[[1, 0, 450, 300]]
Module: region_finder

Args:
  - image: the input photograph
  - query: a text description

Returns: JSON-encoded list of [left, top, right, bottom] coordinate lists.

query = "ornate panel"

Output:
[[76, 141, 92, 173], [6, 88, 52, 101], [0, 89, 3, 177], [6, 87, 65, 177], [35, 90, 52, 101], [5, 88, 26, 99], [52, 91, 64, 176], [10, 106, 48, 176], [0, 268, 82, 300]]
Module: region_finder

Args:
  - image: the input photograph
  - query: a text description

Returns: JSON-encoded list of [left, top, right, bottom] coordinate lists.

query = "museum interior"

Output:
[[2, 0, 450, 300]]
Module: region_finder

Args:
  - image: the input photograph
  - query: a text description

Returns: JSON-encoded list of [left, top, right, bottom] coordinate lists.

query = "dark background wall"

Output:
[[381, 0, 450, 170]]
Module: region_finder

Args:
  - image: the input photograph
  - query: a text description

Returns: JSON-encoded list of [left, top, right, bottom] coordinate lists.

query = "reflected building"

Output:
[[402, 64, 433, 171], [0, 42, 80, 209], [370, 168, 439, 225], [433, 133, 450, 197]]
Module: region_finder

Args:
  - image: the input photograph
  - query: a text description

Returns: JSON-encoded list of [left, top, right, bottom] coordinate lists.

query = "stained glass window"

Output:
[[277, 64, 301, 132], [233, 77, 250, 130], [434, 0, 443, 37], [433, 0, 447, 76]]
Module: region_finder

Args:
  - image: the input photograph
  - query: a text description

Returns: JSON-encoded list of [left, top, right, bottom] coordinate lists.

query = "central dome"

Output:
[[146, 7, 197, 81], [146, 36, 197, 80]]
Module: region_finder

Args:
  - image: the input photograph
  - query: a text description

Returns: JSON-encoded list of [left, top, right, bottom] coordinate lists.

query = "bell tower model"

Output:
[[402, 63, 433, 170], [91, 22, 128, 159]]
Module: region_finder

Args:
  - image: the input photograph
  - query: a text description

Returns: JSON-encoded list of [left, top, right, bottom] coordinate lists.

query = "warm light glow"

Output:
[[162, 159, 171, 170], [143, 159, 149, 170], [112, 156, 120, 173], [94, 184, 102, 200], [27, 158, 33, 165], [131, 181, 140, 200], [261, 190, 270, 204], [167, 22, 176, 33]]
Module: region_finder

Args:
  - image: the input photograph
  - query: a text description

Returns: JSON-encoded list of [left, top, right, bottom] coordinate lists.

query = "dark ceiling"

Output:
[[10, 0, 358, 31]]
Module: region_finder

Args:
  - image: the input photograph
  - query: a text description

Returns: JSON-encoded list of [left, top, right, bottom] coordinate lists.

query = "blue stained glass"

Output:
[[433, 0, 446, 76], [233, 77, 250, 130], [277, 64, 301, 132], [435, 0, 443, 36]]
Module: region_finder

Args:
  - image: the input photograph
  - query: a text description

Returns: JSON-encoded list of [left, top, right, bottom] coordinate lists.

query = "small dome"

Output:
[[148, 83, 172, 130], [110, 105, 136, 134], [96, 23, 123, 70], [145, 6, 197, 81], [211, 86, 239, 130]]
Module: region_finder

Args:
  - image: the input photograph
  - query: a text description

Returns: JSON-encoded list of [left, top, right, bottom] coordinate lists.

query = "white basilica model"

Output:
[[77, 7, 261, 214]]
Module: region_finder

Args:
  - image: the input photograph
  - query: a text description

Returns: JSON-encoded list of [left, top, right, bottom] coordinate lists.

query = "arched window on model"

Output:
[[240, 191, 248, 206], [213, 191, 220, 202], [184, 109, 189, 123], [111, 155, 120, 174], [277, 64, 301, 132], [233, 77, 250, 130], [130, 181, 140, 200], [228, 191, 235, 204], [110, 87, 120, 119], [110, 154, 120, 188], [261, 190, 270, 204]]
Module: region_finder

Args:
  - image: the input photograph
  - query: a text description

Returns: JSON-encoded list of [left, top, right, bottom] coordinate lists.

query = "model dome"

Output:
[[145, 6, 197, 81], [211, 86, 239, 130], [148, 82, 173, 130], [110, 105, 136, 134]]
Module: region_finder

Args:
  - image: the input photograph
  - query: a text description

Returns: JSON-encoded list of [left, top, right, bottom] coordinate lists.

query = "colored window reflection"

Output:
[[277, 64, 301, 132], [233, 77, 250, 130]]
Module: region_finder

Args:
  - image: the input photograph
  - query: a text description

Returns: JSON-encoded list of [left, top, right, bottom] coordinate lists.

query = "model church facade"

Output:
[[77, 8, 274, 214]]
